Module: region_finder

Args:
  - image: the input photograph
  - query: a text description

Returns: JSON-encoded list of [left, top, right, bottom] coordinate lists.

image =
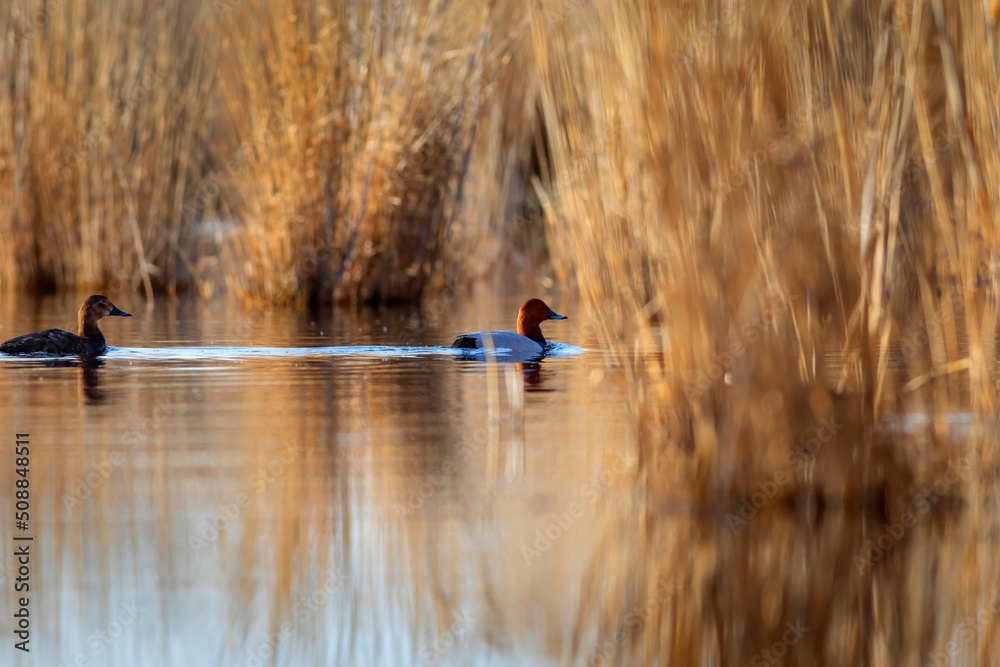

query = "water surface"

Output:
[[0, 291, 997, 666]]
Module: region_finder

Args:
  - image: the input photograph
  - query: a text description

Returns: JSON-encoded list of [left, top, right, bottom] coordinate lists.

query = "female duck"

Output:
[[0, 295, 132, 356], [452, 298, 567, 357]]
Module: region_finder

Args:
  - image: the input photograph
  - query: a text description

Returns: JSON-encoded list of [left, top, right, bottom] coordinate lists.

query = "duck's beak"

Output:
[[548, 310, 568, 320], [109, 305, 132, 317]]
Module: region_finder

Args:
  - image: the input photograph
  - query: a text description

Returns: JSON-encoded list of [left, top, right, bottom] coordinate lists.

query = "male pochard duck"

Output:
[[0, 295, 132, 356], [452, 298, 567, 357]]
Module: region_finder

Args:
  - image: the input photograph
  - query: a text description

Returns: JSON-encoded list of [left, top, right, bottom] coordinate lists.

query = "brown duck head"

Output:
[[516, 298, 567, 344], [78, 295, 132, 339]]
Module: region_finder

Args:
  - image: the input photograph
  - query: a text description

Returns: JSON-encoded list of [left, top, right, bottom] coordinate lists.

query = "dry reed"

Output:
[[1, 0, 218, 301], [533, 0, 999, 497], [202, 0, 533, 304], [530, 1, 1000, 663], [1, 1, 536, 304]]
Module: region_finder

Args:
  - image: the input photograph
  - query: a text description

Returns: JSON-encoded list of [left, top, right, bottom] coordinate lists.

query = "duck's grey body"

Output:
[[450, 299, 567, 360], [451, 331, 548, 358]]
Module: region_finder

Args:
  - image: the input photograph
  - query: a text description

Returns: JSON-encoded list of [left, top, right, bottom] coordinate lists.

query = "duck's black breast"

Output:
[[451, 335, 481, 350], [0, 329, 106, 356]]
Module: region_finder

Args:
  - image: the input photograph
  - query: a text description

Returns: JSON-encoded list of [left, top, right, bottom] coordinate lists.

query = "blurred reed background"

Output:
[[1, 0, 216, 301], [530, 1, 1000, 663], [532, 0, 1000, 496]]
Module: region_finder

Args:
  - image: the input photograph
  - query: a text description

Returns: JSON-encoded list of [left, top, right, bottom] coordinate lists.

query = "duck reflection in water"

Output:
[[29, 357, 108, 403], [517, 361, 554, 392], [77, 358, 105, 403]]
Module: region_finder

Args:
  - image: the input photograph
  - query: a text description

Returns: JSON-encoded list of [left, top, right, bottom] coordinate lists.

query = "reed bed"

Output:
[[0, 0, 216, 299], [530, 2, 1000, 663], [533, 0, 1000, 498], [207, 0, 489, 303], [1, 0, 535, 304]]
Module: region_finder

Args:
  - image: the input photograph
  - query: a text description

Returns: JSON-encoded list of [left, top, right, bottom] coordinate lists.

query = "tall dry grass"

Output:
[[0, 0, 217, 300], [533, 0, 999, 498], [192, 0, 534, 304], [1, 1, 537, 304], [530, 2, 1000, 662]]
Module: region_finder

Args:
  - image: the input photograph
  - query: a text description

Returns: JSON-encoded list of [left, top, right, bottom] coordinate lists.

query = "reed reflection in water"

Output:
[[0, 293, 997, 666]]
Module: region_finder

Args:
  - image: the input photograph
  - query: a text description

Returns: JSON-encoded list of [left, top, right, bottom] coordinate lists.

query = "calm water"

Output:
[[0, 291, 997, 666]]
